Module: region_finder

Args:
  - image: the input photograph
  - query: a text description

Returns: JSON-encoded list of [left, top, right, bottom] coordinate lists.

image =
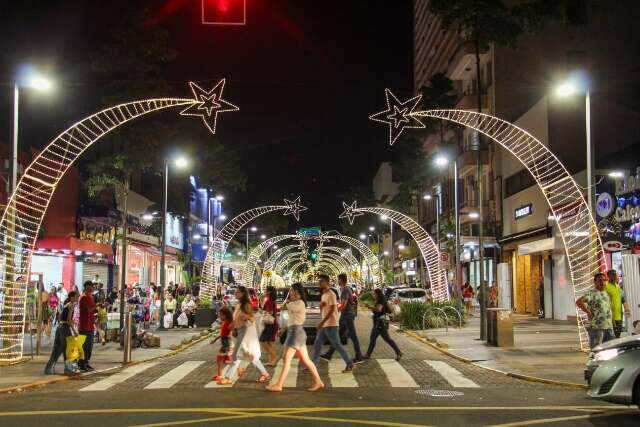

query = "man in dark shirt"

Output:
[[320, 273, 364, 364], [78, 281, 96, 371]]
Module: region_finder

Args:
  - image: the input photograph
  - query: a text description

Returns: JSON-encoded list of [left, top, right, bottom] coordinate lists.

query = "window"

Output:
[[505, 170, 536, 198]]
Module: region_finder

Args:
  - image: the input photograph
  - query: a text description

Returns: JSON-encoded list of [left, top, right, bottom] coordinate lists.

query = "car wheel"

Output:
[[634, 376, 640, 409]]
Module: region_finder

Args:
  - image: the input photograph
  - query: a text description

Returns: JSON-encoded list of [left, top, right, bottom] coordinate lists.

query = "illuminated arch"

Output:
[[324, 233, 381, 284], [317, 251, 351, 273], [320, 246, 360, 272], [275, 252, 305, 275], [342, 205, 448, 301], [200, 198, 306, 300], [240, 234, 295, 288], [0, 85, 234, 361], [413, 109, 605, 349], [265, 244, 300, 270]]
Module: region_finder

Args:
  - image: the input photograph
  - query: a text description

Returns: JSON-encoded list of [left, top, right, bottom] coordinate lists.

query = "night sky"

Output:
[[0, 0, 414, 230]]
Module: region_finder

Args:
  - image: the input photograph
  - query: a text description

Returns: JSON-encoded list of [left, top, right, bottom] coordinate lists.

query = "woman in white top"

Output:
[[266, 282, 324, 392]]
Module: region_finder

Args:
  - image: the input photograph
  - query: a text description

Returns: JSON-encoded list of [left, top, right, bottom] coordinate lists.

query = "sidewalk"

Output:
[[1, 326, 211, 392], [413, 310, 588, 386]]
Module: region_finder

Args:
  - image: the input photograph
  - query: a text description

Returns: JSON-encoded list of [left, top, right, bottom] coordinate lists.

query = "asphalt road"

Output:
[[0, 316, 637, 426]]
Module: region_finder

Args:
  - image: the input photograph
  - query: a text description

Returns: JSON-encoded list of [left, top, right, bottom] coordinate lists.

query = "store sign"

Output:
[[596, 193, 616, 218], [514, 204, 533, 220], [603, 241, 624, 252], [165, 214, 184, 250]]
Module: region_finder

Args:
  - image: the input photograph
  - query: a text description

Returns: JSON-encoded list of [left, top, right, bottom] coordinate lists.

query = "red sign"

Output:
[[603, 241, 623, 252]]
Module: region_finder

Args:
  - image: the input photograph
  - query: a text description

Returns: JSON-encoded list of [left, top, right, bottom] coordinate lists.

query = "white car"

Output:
[[389, 288, 428, 314], [585, 335, 640, 408], [222, 289, 237, 306]]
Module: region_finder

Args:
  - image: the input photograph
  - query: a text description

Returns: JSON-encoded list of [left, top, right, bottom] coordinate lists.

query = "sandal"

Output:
[[217, 378, 233, 385], [257, 373, 271, 383], [211, 375, 221, 381]]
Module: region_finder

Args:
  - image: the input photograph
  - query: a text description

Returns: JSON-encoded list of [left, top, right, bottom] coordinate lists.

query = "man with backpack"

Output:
[[319, 273, 365, 364]]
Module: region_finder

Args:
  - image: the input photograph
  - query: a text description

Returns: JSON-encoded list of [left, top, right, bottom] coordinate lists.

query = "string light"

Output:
[[0, 80, 238, 362], [340, 204, 448, 301], [282, 196, 308, 221], [180, 79, 239, 135], [199, 198, 307, 300], [240, 234, 296, 289], [338, 201, 365, 225], [368, 88, 425, 145], [371, 90, 606, 350]]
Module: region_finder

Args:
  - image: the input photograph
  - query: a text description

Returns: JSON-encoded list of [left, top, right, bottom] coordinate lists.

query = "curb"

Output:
[[401, 328, 587, 390], [0, 330, 217, 395]]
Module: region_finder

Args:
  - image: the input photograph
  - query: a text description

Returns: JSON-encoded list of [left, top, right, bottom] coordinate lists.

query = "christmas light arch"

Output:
[[200, 197, 307, 300], [264, 244, 300, 270], [274, 252, 306, 275], [240, 234, 296, 288], [317, 251, 353, 274], [371, 90, 606, 349], [0, 79, 239, 362], [340, 203, 448, 301], [324, 233, 382, 284], [319, 246, 361, 274]]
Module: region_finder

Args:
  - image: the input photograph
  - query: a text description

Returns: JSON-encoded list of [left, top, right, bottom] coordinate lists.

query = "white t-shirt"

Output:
[[320, 290, 339, 327], [287, 300, 306, 326]]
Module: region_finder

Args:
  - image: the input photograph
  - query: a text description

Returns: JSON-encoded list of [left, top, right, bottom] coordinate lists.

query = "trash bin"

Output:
[[487, 308, 514, 347]]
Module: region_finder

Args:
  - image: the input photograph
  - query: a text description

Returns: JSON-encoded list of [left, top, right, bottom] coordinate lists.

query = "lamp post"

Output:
[[423, 194, 441, 254], [435, 154, 463, 307], [158, 156, 189, 330], [246, 226, 258, 260]]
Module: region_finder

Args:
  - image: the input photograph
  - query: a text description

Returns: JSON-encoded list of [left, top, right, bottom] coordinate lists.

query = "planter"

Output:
[[195, 308, 216, 327]]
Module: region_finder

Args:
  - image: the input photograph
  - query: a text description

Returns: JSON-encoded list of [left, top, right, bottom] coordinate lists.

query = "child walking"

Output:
[[212, 306, 233, 382], [96, 303, 108, 345]]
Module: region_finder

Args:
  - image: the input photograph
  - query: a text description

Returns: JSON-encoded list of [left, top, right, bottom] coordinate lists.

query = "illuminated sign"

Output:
[[514, 204, 533, 220], [596, 193, 615, 218]]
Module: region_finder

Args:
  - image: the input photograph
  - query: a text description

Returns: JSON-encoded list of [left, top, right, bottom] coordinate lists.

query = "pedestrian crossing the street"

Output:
[[205, 361, 249, 388], [78, 357, 484, 391]]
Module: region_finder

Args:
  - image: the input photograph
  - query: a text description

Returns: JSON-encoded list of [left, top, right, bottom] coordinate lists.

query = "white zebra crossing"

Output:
[[81, 362, 159, 391], [425, 360, 480, 388], [145, 360, 205, 389], [376, 359, 419, 388], [328, 359, 358, 387], [81, 358, 481, 390]]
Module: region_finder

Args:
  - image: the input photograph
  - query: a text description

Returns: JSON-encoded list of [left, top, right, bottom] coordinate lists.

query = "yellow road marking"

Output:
[[131, 409, 316, 427], [270, 413, 430, 427], [490, 409, 639, 426]]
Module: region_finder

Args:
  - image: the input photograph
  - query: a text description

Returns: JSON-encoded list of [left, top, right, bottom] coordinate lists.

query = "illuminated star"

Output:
[[317, 231, 331, 245], [339, 201, 364, 225], [180, 79, 239, 134], [283, 196, 308, 221], [369, 89, 425, 145]]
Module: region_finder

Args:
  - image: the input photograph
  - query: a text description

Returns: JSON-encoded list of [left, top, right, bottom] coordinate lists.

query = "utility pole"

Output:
[[475, 35, 487, 341], [157, 161, 168, 330], [119, 173, 130, 335]]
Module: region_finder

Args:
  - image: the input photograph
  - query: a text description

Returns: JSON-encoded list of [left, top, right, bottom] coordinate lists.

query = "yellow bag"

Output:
[[65, 335, 86, 361]]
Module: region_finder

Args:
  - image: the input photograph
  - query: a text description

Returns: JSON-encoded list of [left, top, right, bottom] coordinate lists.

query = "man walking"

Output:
[[576, 273, 614, 349], [78, 281, 96, 371], [320, 273, 364, 364], [312, 274, 354, 372]]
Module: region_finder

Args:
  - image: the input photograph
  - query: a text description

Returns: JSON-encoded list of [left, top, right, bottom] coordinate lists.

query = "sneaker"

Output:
[[85, 364, 95, 371], [342, 364, 354, 373], [319, 354, 332, 362], [352, 357, 365, 365], [44, 368, 55, 375]]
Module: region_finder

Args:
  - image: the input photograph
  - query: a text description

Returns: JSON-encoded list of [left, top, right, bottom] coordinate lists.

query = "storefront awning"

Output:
[[35, 237, 113, 257], [518, 237, 556, 255]]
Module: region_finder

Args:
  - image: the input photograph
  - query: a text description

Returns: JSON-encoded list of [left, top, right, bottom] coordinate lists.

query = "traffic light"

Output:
[[308, 251, 318, 262], [202, 0, 246, 25]]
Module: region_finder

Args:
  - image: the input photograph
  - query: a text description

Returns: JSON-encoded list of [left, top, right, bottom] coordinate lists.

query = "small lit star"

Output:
[[180, 79, 239, 134], [369, 89, 425, 145], [339, 201, 365, 225], [283, 196, 308, 221]]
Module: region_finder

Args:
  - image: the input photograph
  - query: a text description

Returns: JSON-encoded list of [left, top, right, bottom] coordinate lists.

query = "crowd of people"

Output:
[[211, 273, 403, 392]]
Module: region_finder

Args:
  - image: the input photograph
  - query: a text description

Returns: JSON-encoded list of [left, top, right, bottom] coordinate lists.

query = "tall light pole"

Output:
[[158, 156, 189, 330], [423, 194, 440, 254], [554, 76, 594, 214], [246, 226, 258, 260], [435, 155, 462, 307], [11, 69, 54, 193]]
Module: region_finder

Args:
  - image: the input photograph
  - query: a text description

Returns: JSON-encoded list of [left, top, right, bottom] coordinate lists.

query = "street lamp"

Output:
[[246, 226, 259, 260], [12, 67, 54, 193], [423, 193, 441, 254], [158, 155, 189, 330], [554, 73, 593, 214], [608, 171, 624, 179], [260, 234, 267, 240], [469, 212, 480, 219], [215, 195, 224, 201], [359, 233, 366, 240]]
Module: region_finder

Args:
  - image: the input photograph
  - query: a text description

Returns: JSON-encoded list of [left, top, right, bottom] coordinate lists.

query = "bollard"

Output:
[[123, 311, 133, 364]]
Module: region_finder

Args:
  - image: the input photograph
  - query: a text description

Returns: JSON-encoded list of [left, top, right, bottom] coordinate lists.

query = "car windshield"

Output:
[[304, 287, 322, 302], [275, 289, 289, 301], [398, 290, 426, 298]]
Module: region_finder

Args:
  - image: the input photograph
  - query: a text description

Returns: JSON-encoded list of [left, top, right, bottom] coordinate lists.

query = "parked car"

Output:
[[279, 283, 339, 345], [222, 289, 237, 306], [389, 288, 428, 315], [384, 285, 408, 299], [585, 335, 640, 408]]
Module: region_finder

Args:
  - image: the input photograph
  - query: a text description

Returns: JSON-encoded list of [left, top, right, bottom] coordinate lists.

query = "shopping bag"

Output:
[[163, 313, 173, 328], [177, 312, 189, 327], [65, 335, 86, 362]]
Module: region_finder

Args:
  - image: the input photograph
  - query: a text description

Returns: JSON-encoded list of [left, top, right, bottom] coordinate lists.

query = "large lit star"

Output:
[[339, 201, 364, 225], [369, 89, 425, 145], [283, 196, 308, 221], [180, 79, 239, 134]]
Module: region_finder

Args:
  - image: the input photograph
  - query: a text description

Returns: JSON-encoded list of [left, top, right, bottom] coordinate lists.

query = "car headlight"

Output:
[[593, 348, 619, 362]]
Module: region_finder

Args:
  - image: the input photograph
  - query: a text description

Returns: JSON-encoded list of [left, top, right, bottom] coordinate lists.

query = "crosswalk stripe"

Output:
[[205, 361, 249, 388], [328, 359, 358, 387], [425, 360, 480, 388], [284, 358, 299, 388], [144, 361, 205, 389], [81, 362, 159, 391], [376, 359, 419, 388]]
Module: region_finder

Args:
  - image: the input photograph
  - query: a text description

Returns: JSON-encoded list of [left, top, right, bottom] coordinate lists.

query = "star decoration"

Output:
[[180, 79, 239, 135], [369, 88, 425, 145], [339, 201, 365, 225], [316, 231, 331, 247], [282, 196, 308, 221]]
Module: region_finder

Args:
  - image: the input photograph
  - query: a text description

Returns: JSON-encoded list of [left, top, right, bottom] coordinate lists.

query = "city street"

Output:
[[1, 316, 637, 426]]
